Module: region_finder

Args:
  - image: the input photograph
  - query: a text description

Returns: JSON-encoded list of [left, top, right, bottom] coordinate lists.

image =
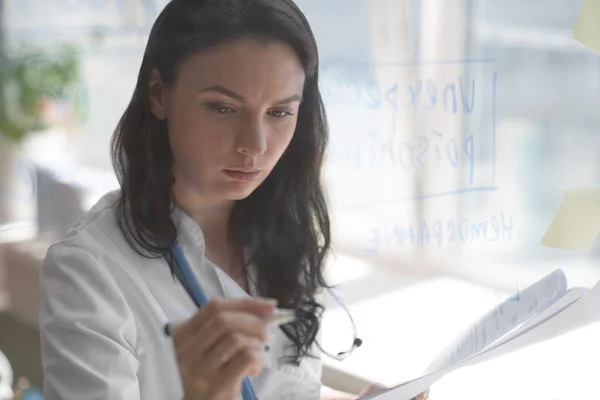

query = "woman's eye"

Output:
[[268, 110, 293, 119], [207, 103, 235, 114]]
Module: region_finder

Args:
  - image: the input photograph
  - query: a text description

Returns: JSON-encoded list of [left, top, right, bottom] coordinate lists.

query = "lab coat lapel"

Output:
[[130, 207, 226, 323], [132, 257, 197, 323]]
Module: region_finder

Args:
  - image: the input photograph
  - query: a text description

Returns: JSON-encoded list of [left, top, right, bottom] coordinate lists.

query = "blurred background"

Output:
[[1, 0, 600, 399]]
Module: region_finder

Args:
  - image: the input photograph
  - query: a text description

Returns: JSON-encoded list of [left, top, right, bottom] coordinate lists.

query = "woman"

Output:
[[39, 0, 429, 399]]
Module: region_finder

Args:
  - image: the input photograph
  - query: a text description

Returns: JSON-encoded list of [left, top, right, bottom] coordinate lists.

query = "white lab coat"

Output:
[[39, 190, 323, 400]]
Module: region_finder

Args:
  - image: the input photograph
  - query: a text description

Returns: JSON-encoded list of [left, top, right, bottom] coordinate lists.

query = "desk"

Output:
[[0, 226, 48, 327], [0, 222, 39, 312], [0, 312, 43, 390]]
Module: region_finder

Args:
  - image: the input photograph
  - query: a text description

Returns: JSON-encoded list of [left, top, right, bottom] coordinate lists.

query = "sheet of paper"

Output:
[[363, 282, 600, 400], [573, 0, 600, 55], [424, 269, 567, 374], [359, 368, 444, 400], [442, 284, 599, 376], [361, 274, 600, 400], [493, 287, 587, 345], [458, 287, 589, 370], [541, 185, 600, 251]]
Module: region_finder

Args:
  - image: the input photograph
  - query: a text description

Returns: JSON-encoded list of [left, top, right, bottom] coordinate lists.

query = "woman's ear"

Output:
[[148, 68, 168, 120]]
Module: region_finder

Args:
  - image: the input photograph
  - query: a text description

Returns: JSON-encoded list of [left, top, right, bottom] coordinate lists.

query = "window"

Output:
[[2, 1, 600, 398]]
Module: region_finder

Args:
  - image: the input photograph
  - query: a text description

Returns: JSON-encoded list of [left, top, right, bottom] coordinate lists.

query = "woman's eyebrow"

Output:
[[198, 85, 245, 101], [274, 94, 302, 105], [198, 85, 302, 104]]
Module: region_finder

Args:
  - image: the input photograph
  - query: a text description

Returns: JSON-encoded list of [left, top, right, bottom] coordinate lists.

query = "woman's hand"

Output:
[[358, 384, 430, 400], [172, 298, 277, 400], [358, 383, 387, 397]]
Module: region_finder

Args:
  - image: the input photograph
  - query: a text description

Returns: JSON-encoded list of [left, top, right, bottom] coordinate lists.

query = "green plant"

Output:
[[0, 43, 82, 144]]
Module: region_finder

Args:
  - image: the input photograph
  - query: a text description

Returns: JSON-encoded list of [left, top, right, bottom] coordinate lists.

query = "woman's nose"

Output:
[[236, 119, 267, 156]]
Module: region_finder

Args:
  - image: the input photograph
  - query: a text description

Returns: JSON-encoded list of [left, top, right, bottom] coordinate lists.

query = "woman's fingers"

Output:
[[191, 346, 264, 398], [172, 298, 277, 398], [220, 346, 265, 382], [412, 389, 430, 400], [191, 332, 263, 376], [177, 310, 268, 363], [174, 298, 275, 360], [360, 383, 387, 395], [178, 298, 277, 337]]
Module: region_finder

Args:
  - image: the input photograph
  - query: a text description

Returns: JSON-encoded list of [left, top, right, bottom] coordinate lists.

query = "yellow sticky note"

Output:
[[573, 0, 600, 55], [541, 185, 600, 251]]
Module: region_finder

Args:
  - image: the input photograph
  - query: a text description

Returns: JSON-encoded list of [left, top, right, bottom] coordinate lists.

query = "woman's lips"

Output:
[[223, 169, 260, 182]]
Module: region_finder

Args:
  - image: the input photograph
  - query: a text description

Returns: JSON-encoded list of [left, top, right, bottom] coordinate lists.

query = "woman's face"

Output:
[[149, 37, 305, 208]]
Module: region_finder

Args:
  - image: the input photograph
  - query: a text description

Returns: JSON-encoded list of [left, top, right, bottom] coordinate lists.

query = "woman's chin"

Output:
[[210, 178, 263, 201], [221, 185, 259, 201]]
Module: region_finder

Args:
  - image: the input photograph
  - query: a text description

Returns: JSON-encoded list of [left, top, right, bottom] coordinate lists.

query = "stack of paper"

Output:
[[361, 185, 600, 400], [359, 269, 600, 399]]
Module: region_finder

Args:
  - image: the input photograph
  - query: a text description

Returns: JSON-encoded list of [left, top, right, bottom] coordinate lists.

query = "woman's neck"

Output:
[[172, 188, 248, 290]]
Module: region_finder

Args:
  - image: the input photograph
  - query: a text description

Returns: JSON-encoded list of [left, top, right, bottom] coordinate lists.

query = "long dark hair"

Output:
[[110, 0, 331, 364]]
